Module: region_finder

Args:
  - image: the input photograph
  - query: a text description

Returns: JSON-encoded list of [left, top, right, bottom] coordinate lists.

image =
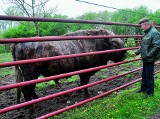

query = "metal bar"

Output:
[[0, 35, 143, 44], [0, 62, 159, 114], [0, 66, 142, 114], [0, 58, 141, 91], [0, 15, 140, 27], [37, 71, 160, 119], [0, 47, 139, 68], [37, 79, 141, 119]]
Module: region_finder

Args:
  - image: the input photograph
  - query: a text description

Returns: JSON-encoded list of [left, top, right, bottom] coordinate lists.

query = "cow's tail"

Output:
[[12, 44, 24, 103]]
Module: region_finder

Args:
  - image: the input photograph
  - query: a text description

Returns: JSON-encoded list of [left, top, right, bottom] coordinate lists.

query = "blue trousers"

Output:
[[141, 62, 154, 95]]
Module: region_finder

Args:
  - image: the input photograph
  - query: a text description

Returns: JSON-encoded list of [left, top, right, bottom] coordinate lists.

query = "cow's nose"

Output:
[[123, 53, 127, 60]]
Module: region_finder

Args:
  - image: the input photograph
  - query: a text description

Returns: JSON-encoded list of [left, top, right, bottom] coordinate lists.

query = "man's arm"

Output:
[[147, 33, 160, 58]]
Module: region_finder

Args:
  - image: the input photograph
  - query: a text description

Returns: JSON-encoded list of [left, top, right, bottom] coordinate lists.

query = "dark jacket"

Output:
[[135, 26, 160, 62]]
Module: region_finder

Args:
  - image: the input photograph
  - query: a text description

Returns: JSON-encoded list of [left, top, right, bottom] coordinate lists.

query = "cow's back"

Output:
[[12, 39, 100, 76]]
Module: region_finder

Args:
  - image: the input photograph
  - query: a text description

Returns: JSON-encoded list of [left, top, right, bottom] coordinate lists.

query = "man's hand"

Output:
[[131, 52, 136, 57]]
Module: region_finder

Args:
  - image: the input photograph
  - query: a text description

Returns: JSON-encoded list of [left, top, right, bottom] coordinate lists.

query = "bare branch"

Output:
[[3, 0, 57, 36]]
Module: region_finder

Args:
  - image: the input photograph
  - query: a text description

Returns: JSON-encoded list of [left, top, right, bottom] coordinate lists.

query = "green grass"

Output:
[[95, 72, 109, 79], [36, 75, 79, 90], [35, 75, 55, 90], [65, 75, 79, 83], [36, 80, 56, 90], [0, 45, 10, 54], [0, 53, 14, 78], [155, 73, 160, 78], [0, 52, 13, 63], [53, 76, 160, 119]]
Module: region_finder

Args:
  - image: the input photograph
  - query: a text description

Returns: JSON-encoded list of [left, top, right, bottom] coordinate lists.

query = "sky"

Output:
[[0, 0, 160, 18]]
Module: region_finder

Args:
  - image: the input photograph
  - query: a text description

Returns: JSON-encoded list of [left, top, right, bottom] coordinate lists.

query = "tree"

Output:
[[0, 6, 24, 31], [111, 6, 153, 35], [39, 14, 70, 36], [3, 22, 36, 38], [69, 10, 112, 32], [3, 6, 24, 30], [111, 6, 154, 46], [0, 30, 3, 38], [3, 0, 57, 36], [0, 21, 8, 31], [153, 10, 160, 25], [2, 14, 70, 38]]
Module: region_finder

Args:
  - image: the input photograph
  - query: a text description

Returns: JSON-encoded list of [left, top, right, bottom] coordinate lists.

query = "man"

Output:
[[132, 17, 160, 99]]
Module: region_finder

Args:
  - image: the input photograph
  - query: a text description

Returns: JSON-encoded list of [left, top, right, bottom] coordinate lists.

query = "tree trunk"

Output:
[[34, 22, 39, 36]]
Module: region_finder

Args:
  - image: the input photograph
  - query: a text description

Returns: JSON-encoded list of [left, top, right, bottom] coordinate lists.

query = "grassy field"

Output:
[[0, 52, 14, 78], [53, 76, 160, 119]]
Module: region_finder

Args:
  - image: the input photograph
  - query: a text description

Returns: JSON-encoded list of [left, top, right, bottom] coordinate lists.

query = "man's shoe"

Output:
[[136, 89, 145, 93], [143, 94, 154, 99]]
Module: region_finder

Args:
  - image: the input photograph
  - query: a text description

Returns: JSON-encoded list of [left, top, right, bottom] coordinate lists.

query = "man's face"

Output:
[[140, 22, 150, 31]]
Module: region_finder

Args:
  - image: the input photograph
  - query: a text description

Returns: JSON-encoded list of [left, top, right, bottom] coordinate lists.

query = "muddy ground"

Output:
[[1, 62, 160, 119]]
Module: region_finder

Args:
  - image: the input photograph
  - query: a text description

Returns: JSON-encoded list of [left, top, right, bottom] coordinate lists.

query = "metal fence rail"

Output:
[[0, 58, 141, 91], [0, 35, 143, 43], [38, 71, 160, 119], [0, 15, 140, 27], [0, 63, 144, 114]]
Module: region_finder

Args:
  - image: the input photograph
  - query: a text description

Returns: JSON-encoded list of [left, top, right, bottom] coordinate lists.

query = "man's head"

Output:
[[138, 17, 151, 31]]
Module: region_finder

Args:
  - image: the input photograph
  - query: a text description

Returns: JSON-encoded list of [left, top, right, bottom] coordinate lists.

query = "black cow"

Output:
[[12, 29, 126, 103]]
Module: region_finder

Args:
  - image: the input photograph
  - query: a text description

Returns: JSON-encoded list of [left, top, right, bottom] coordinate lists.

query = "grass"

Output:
[[0, 45, 10, 54], [53, 76, 160, 119], [36, 75, 79, 90], [0, 52, 13, 63], [95, 71, 109, 79], [0, 53, 14, 78], [64, 75, 79, 83], [36, 80, 56, 90]]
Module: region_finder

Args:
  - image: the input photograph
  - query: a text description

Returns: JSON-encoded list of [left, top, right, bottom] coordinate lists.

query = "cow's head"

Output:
[[108, 38, 127, 62]]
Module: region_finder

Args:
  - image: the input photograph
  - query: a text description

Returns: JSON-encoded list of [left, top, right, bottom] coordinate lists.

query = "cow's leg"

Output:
[[23, 64, 40, 101], [21, 86, 32, 101], [30, 84, 38, 99], [21, 71, 39, 101], [79, 71, 97, 96], [79, 74, 92, 97], [21, 85, 38, 102], [17, 88, 21, 104], [21, 85, 38, 101], [54, 79, 61, 89]]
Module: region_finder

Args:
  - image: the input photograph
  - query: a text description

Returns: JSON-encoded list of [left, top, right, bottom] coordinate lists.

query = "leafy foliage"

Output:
[[111, 6, 154, 35], [2, 14, 70, 38], [3, 22, 36, 38], [2, 5, 160, 40], [38, 14, 70, 36]]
